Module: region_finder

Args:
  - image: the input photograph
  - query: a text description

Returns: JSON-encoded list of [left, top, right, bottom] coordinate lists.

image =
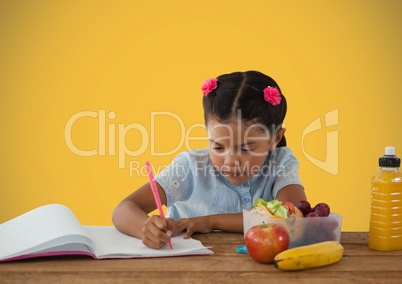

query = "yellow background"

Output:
[[1, 0, 401, 231]]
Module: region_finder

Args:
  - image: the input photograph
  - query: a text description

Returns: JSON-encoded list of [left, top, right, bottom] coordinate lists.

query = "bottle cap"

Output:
[[379, 146, 401, 167]]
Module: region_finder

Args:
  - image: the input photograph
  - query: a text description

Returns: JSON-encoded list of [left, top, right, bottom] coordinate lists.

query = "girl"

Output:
[[112, 71, 306, 249]]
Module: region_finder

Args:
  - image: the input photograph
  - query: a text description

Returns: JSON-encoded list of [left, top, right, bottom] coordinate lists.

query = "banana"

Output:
[[274, 241, 344, 271]]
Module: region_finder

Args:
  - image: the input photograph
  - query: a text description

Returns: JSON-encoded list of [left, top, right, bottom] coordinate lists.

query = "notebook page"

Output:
[[0, 204, 93, 260], [85, 226, 214, 258]]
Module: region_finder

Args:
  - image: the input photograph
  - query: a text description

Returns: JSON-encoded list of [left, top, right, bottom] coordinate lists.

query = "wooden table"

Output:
[[0, 232, 401, 283]]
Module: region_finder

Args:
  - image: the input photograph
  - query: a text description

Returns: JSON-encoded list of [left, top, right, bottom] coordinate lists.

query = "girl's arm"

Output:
[[172, 213, 244, 239], [172, 184, 306, 238], [112, 182, 173, 248], [276, 184, 307, 205]]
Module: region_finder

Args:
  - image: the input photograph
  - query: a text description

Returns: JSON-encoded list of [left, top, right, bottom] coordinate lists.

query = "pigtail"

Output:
[[277, 135, 287, 147]]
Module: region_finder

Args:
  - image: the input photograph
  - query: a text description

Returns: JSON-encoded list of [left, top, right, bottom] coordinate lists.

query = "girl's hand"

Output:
[[172, 216, 214, 239], [142, 215, 174, 249]]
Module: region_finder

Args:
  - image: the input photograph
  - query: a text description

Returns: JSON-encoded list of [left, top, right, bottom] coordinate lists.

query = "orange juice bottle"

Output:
[[369, 146, 402, 251]]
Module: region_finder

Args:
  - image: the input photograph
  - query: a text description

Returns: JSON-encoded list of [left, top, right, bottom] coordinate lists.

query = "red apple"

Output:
[[245, 223, 290, 264]]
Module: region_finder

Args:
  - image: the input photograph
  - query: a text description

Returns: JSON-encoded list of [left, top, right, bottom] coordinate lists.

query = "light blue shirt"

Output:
[[155, 147, 303, 220]]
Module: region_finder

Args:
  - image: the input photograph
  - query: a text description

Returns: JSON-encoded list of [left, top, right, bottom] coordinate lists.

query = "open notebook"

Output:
[[0, 204, 213, 262]]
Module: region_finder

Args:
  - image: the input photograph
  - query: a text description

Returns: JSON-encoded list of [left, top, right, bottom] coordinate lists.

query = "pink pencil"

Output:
[[145, 161, 173, 249]]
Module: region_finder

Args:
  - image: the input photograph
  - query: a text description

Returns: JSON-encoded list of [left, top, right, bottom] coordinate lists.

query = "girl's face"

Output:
[[207, 118, 283, 185]]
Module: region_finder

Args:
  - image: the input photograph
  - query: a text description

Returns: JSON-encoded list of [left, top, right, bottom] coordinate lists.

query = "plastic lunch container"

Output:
[[243, 209, 343, 248]]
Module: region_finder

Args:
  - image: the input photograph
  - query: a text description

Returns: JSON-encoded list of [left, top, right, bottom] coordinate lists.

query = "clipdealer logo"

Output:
[[301, 108, 339, 175], [64, 108, 339, 175], [63, 109, 206, 173]]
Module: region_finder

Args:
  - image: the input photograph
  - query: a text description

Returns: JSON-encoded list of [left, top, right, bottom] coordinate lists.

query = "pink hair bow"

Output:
[[263, 86, 281, 106], [201, 78, 218, 96]]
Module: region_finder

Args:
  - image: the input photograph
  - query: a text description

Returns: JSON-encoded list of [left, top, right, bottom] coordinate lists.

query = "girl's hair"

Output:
[[202, 70, 287, 147]]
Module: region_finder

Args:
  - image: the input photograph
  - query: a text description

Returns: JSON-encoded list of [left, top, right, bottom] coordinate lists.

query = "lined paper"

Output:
[[0, 204, 93, 260], [86, 226, 213, 258], [0, 204, 213, 261]]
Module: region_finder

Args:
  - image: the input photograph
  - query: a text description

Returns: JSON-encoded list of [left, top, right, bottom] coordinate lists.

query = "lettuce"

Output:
[[254, 199, 288, 218]]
